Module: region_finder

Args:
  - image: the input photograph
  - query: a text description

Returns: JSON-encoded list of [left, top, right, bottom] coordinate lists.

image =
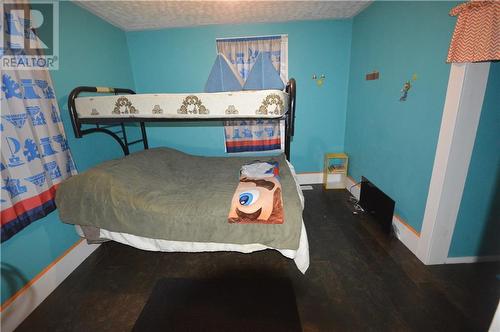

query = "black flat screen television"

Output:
[[358, 176, 395, 234]]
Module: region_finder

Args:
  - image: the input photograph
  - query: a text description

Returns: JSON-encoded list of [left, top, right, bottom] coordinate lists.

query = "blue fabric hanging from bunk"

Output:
[[243, 53, 285, 91], [205, 54, 243, 93], [212, 35, 288, 154]]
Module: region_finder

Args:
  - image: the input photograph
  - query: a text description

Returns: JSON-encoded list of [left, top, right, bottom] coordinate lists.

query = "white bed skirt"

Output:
[[94, 221, 309, 274], [75, 89, 289, 119], [75, 161, 310, 274]]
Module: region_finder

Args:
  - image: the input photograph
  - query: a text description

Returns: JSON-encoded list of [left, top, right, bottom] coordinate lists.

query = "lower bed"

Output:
[[57, 148, 309, 273]]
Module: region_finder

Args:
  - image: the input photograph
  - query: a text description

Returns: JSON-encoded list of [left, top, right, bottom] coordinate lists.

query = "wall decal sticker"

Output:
[[399, 73, 417, 102]]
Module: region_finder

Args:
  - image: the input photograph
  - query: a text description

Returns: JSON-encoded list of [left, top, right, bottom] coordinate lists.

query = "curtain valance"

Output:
[[447, 1, 500, 63]]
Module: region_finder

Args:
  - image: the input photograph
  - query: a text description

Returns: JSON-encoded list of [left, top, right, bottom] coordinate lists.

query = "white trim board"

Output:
[[416, 62, 490, 265], [445, 255, 500, 264], [296, 172, 323, 185], [296, 172, 342, 185], [0, 241, 100, 332], [489, 301, 500, 332], [345, 177, 420, 255]]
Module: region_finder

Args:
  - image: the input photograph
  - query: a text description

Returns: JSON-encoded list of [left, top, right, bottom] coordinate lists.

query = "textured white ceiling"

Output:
[[75, 1, 372, 31]]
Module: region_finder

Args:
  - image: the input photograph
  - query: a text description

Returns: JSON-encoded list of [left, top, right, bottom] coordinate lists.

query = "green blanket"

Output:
[[56, 148, 303, 250]]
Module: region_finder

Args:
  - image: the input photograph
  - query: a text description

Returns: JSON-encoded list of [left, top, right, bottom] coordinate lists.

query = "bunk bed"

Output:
[[56, 79, 309, 273]]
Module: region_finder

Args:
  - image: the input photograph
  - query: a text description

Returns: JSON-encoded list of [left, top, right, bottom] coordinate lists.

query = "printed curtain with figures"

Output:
[[217, 35, 288, 153], [217, 35, 288, 83], [1, 71, 76, 242]]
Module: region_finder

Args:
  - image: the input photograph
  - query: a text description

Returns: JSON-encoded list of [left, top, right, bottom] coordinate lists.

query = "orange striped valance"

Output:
[[447, 1, 500, 63]]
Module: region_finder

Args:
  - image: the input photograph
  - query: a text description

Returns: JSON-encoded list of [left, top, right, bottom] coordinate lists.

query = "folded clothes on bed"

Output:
[[240, 161, 279, 178], [228, 161, 284, 224]]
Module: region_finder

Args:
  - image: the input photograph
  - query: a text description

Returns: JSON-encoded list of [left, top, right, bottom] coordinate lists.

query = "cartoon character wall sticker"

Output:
[[400, 81, 411, 102], [399, 73, 418, 102]]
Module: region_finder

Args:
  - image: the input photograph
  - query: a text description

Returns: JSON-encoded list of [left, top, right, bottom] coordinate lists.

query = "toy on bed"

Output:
[[228, 161, 284, 224]]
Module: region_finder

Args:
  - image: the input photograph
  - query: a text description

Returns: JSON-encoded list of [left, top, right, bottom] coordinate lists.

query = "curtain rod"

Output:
[[216, 34, 287, 42]]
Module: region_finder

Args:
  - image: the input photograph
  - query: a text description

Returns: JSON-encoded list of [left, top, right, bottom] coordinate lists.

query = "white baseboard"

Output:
[[489, 301, 500, 332], [296, 172, 323, 185], [296, 172, 342, 185], [0, 240, 100, 332], [391, 216, 420, 255], [337, 176, 497, 265], [445, 255, 500, 264], [345, 176, 420, 255]]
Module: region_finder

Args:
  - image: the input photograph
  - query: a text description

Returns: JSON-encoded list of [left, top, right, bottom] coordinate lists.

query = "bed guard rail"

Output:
[[68, 86, 148, 156]]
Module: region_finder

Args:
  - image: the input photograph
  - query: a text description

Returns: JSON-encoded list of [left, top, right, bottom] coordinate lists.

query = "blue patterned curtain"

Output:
[[216, 35, 288, 82], [1, 8, 77, 242], [217, 35, 288, 153], [1, 70, 77, 242]]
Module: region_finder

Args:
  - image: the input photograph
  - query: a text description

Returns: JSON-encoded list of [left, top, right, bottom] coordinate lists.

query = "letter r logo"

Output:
[[1, 2, 59, 70], [2, 3, 53, 55]]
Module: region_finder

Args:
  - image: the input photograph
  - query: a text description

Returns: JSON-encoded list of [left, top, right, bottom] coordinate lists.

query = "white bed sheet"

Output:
[[76, 161, 309, 274]]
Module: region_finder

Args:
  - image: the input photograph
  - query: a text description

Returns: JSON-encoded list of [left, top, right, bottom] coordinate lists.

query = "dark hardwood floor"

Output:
[[18, 187, 499, 331]]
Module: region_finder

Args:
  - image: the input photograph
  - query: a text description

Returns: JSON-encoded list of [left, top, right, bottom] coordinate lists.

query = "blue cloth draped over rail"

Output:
[[224, 119, 282, 153], [1, 9, 76, 242], [216, 35, 288, 153]]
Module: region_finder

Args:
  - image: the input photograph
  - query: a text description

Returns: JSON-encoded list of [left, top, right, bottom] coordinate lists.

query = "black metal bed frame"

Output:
[[68, 78, 296, 160]]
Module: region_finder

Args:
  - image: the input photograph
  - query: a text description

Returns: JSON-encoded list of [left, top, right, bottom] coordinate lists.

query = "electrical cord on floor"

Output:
[[348, 181, 364, 214], [348, 181, 360, 197]]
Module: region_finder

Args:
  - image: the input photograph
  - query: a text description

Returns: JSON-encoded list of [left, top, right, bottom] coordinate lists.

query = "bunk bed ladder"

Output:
[[95, 122, 149, 153]]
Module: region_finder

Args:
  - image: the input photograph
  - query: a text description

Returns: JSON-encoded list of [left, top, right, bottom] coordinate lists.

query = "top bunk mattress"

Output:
[[75, 89, 289, 119]]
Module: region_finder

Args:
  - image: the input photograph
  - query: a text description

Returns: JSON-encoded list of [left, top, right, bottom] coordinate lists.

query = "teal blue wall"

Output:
[[126, 20, 353, 172], [4, 3, 493, 305], [344, 1, 457, 231], [1, 2, 135, 304], [448, 62, 500, 257]]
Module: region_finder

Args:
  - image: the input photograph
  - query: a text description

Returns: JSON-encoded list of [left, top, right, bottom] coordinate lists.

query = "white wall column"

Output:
[[416, 62, 490, 265]]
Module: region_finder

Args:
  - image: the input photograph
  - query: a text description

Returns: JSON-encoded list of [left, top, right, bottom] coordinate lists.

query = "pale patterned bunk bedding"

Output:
[[56, 148, 309, 273], [75, 89, 288, 119]]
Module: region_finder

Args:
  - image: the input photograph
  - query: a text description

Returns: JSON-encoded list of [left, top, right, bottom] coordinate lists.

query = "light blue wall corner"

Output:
[[448, 62, 500, 258], [126, 19, 353, 173], [1, 2, 135, 304], [344, 1, 458, 232], [51, 3, 138, 168]]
